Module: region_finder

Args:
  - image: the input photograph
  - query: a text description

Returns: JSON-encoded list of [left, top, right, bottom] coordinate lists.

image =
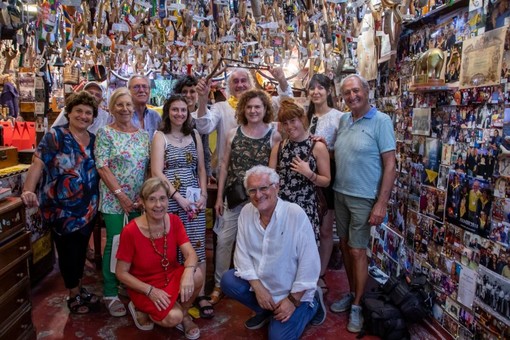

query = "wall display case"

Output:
[[373, 0, 510, 338]]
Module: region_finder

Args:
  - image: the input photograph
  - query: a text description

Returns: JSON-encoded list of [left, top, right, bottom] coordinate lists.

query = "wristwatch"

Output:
[[287, 293, 301, 307]]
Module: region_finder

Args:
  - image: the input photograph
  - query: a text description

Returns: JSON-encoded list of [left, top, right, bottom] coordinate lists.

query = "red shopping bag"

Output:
[[11, 121, 36, 150], [1, 121, 13, 146]]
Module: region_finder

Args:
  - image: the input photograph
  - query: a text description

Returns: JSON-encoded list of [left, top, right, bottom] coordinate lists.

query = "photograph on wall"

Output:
[[459, 26, 507, 89], [445, 43, 462, 84], [474, 266, 510, 323], [487, 0, 510, 30], [473, 305, 510, 338], [458, 306, 476, 335], [446, 173, 491, 236], [18, 72, 36, 102], [438, 165, 450, 190], [387, 199, 406, 235], [489, 221, 510, 248], [412, 107, 431, 136], [491, 197, 510, 222], [445, 297, 462, 323], [419, 185, 446, 222], [383, 227, 402, 262]]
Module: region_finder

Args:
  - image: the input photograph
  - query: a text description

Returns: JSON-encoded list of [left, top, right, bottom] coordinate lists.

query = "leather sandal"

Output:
[[195, 296, 214, 319], [208, 287, 223, 305], [104, 296, 127, 317], [67, 295, 90, 314]]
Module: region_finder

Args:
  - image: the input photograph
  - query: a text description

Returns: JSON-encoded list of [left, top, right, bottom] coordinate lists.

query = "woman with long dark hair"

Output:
[[307, 74, 345, 293], [151, 94, 211, 318]]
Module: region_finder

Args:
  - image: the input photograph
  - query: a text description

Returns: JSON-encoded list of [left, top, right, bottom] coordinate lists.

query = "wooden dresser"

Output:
[[0, 197, 36, 340]]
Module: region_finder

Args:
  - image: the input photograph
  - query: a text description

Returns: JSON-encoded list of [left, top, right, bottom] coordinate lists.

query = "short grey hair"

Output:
[[127, 74, 150, 89], [226, 68, 255, 97], [339, 74, 370, 94], [244, 165, 280, 189]]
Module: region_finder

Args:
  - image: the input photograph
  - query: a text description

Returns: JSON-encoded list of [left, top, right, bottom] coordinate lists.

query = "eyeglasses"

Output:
[[246, 183, 276, 196], [146, 196, 169, 204], [132, 84, 150, 91]]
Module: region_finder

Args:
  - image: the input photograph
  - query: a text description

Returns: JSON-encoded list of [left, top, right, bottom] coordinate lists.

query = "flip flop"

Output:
[[128, 301, 154, 331]]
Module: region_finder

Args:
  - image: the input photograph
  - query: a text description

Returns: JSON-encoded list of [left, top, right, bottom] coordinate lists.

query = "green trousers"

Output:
[[102, 212, 140, 297]]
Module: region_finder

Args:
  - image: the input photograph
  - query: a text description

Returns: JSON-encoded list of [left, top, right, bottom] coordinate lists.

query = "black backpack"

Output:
[[382, 274, 435, 323], [361, 291, 410, 340]]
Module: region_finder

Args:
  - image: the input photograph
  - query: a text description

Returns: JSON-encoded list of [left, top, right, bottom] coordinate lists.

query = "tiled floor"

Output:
[[30, 229, 446, 339]]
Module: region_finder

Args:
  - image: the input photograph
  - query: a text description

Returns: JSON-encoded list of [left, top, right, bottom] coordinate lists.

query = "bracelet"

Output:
[[200, 193, 207, 199], [308, 172, 315, 180], [287, 293, 301, 307], [170, 190, 178, 199], [113, 188, 123, 195], [146, 285, 153, 296], [185, 264, 197, 270]]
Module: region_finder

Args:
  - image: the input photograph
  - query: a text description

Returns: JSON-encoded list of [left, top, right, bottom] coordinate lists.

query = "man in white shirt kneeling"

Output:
[[220, 165, 326, 339]]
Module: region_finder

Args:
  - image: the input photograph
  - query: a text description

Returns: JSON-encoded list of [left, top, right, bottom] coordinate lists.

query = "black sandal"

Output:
[[67, 295, 90, 314], [195, 296, 214, 319], [80, 287, 100, 311]]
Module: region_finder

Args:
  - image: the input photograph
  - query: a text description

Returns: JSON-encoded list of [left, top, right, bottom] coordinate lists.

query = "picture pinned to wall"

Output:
[[412, 107, 431, 136], [459, 26, 507, 89], [383, 226, 402, 262], [419, 185, 446, 222], [474, 266, 510, 324], [473, 304, 510, 338], [446, 173, 491, 236]]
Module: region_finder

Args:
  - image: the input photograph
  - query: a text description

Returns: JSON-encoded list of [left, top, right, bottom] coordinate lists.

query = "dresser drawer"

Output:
[[0, 197, 25, 244], [0, 232, 31, 277], [0, 260, 29, 297], [0, 304, 35, 340], [0, 279, 30, 323]]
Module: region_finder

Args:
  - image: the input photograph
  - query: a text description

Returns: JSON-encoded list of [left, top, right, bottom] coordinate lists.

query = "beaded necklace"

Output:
[[147, 216, 170, 287]]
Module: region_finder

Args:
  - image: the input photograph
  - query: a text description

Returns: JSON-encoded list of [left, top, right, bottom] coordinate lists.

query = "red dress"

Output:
[[116, 213, 190, 321]]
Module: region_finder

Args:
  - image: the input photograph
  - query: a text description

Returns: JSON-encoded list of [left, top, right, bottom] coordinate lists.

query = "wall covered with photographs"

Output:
[[372, 1, 510, 339]]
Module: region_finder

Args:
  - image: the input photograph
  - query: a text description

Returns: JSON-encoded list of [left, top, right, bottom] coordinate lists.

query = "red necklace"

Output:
[[147, 217, 170, 287]]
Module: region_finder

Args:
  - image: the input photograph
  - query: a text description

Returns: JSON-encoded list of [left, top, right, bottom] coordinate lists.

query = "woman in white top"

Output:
[[307, 74, 346, 293]]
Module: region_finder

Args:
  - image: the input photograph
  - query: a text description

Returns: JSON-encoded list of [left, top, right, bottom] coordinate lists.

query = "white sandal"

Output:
[[104, 296, 127, 317]]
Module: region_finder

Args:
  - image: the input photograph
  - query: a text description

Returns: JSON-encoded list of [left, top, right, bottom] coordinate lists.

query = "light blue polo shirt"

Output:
[[333, 107, 395, 199]]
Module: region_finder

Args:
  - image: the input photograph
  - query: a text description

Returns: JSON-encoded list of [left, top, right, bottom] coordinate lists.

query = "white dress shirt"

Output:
[[234, 198, 320, 304]]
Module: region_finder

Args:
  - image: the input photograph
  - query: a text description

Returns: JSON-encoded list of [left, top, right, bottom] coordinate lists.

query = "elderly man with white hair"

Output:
[[221, 165, 326, 338]]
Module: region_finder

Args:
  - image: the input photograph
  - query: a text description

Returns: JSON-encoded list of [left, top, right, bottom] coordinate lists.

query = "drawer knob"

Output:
[[17, 272, 25, 278], [17, 298, 25, 304], [18, 246, 28, 251]]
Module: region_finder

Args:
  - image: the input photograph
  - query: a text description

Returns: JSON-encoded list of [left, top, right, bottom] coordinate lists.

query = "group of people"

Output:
[[21, 68, 396, 339]]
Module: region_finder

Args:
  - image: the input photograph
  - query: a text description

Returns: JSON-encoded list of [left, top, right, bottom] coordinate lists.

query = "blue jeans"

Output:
[[221, 269, 318, 340]]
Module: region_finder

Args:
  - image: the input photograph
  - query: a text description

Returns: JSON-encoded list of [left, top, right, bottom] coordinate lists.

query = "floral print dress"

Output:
[[276, 137, 320, 243], [95, 126, 149, 214]]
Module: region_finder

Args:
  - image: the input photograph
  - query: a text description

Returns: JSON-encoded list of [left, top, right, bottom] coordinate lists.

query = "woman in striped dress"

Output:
[[151, 94, 212, 318]]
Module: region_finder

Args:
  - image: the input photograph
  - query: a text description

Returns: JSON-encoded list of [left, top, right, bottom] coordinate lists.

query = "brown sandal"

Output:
[[209, 287, 224, 305]]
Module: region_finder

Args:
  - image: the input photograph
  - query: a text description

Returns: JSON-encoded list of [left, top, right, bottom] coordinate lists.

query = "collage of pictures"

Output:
[[371, 1, 510, 339]]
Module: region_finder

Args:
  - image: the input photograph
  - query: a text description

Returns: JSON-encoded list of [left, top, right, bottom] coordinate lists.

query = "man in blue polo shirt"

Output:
[[331, 74, 396, 333]]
